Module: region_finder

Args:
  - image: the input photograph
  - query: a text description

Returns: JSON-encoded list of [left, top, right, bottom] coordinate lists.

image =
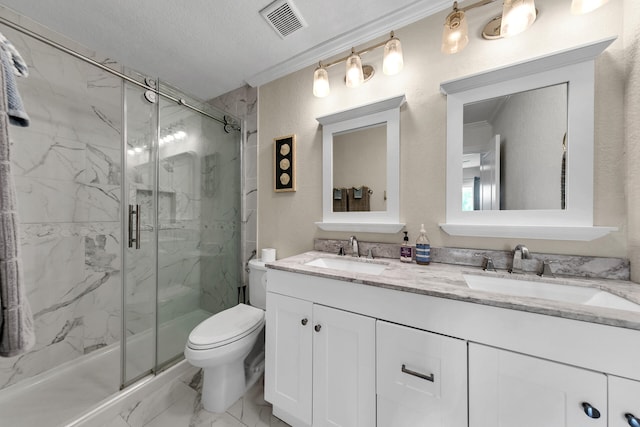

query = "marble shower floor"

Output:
[[104, 375, 290, 427]]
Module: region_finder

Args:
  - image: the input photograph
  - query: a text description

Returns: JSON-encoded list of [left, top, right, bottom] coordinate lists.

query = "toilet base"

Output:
[[201, 359, 245, 413], [200, 345, 265, 413]]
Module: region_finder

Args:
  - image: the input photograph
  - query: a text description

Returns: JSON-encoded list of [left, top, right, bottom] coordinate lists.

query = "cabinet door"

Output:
[[265, 292, 313, 426], [312, 304, 376, 427], [376, 321, 467, 427], [469, 343, 607, 427], [609, 376, 640, 426]]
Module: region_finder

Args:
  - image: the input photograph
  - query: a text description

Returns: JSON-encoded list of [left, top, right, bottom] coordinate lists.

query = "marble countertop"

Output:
[[266, 251, 640, 331]]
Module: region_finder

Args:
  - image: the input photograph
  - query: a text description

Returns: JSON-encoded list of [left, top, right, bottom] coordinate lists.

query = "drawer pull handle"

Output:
[[581, 402, 601, 419], [401, 364, 434, 382], [626, 413, 640, 427], [301, 318, 308, 326]]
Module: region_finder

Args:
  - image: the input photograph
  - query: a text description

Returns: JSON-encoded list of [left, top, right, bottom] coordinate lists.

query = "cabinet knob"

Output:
[[581, 402, 601, 419], [626, 413, 640, 427], [314, 324, 322, 332], [301, 318, 308, 326]]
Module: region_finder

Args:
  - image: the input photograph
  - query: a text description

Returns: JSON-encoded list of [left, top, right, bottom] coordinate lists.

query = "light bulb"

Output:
[[165, 134, 174, 143], [383, 33, 404, 75], [571, 0, 609, 14], [174, 130, 187, 140], [501, 0, 536, 38], [127, 149, 135, 156], [345, 49, 364, 88], [441, 10, 469, 54], [313, 64, 330, 98], [134, 147, 143, 153]]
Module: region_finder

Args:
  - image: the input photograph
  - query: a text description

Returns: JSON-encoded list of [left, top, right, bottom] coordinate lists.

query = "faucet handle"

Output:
[[538, 261, 556, 278], [474, 253, 497, 272], [338, 246, 345, 256], [514, 244, 530, 259]]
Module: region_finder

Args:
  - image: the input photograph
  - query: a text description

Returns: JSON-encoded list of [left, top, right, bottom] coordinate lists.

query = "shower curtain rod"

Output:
[[0, 16, 237, 129]]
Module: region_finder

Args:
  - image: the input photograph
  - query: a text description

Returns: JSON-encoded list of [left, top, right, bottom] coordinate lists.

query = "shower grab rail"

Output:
[[128, 204, 141, 249]]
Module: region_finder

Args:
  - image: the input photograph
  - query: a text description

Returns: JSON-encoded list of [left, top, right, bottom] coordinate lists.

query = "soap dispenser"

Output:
[[416, 224, 431, 265], [400, 231, 413, 263]]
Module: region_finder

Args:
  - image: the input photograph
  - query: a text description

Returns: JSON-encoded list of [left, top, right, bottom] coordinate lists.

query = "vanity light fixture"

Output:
[[442, 0, 609, 53], [312, 31, 404, 98], [570, 0, 609, 14], [441, 0, 538, 54]]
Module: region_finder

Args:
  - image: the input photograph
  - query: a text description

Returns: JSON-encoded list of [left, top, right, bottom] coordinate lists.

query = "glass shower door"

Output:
[[155, 83, 242, 369], [122, 75, 158, 386], [122, 74, 243, 378]]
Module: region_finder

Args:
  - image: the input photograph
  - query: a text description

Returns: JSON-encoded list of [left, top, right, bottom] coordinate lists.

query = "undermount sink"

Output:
[[305, 257, 388, 276], [463, 274, 640, 313]]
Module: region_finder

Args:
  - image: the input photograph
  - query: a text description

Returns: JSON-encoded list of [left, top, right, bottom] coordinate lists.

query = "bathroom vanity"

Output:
[[264, 251, 640, 427]]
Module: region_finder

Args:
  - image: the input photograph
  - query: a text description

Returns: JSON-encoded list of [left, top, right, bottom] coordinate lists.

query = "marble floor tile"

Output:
[[226, 379, 290, 427], [135, 376, 290, 427]]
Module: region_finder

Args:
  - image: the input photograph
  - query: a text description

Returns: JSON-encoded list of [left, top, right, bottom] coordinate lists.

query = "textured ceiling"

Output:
[[0, 0, 449, 99]]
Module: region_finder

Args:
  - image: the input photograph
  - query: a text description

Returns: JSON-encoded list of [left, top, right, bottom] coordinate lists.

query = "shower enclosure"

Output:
[[0, 13, 243, 426]]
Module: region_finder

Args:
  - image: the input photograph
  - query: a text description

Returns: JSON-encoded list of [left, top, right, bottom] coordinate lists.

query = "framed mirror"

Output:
[[440, 38, 616, 240], [316, 95, 405, 233]]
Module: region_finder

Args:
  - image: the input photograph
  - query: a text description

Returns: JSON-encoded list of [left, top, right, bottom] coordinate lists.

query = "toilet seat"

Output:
[[187, 303, 264, 351]]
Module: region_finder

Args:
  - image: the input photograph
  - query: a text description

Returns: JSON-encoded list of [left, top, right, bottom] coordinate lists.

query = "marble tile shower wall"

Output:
[[0, 25, 123, 389]]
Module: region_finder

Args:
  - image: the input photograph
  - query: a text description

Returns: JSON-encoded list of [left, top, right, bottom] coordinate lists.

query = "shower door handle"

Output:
[[128, 204, 141, 249]]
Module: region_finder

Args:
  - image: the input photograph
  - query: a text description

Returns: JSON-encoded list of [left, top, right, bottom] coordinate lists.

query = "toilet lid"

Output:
[[187, 303, 264, 350]]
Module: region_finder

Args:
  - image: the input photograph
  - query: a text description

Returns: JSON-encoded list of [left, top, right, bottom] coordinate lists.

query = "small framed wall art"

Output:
[[274, 134, 296, 192]]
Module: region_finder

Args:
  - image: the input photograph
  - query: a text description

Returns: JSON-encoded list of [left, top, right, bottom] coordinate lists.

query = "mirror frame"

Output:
[[440, 38, 617, 241], [316, 95, 405, 233]]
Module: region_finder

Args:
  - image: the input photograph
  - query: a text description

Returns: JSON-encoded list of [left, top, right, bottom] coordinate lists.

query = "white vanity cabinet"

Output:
[[264, 292, 376, 427], [608, 376, 640, 426], [376, 321, 467, 427], [265, 264, 640, 427], [469, 343, 607, 427]]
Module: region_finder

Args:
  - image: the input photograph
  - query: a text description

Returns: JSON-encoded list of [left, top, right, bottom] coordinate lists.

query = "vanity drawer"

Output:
[[376, 320, 467, 427]]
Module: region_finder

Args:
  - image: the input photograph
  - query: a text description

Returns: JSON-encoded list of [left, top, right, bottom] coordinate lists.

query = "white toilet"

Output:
[[184, 259, 267, 412]]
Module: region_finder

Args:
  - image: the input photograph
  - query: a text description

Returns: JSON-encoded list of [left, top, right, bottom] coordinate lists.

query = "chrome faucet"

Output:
[[349, 236, 360, 258], [510, 244, 530, 274]]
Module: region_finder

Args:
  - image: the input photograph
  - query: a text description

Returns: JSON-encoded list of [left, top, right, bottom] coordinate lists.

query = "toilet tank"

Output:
[[248, 259, 267, 310]]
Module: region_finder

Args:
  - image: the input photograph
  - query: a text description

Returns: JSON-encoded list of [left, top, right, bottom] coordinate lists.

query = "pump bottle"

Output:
[[416, 224, 431, 265], [400, 231, 413, 263]]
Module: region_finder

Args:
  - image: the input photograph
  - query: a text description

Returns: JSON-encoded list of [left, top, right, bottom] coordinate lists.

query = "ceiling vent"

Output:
[[260, 0, 308, 39]]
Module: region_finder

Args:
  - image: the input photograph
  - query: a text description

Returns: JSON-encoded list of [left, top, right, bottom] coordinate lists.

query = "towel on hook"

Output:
[[347, 186, 371, 211], [0, 52, 35, 357], [333, 188, 348, 212], [0, 32, 28, 77], [0, 48, 29, 127]]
